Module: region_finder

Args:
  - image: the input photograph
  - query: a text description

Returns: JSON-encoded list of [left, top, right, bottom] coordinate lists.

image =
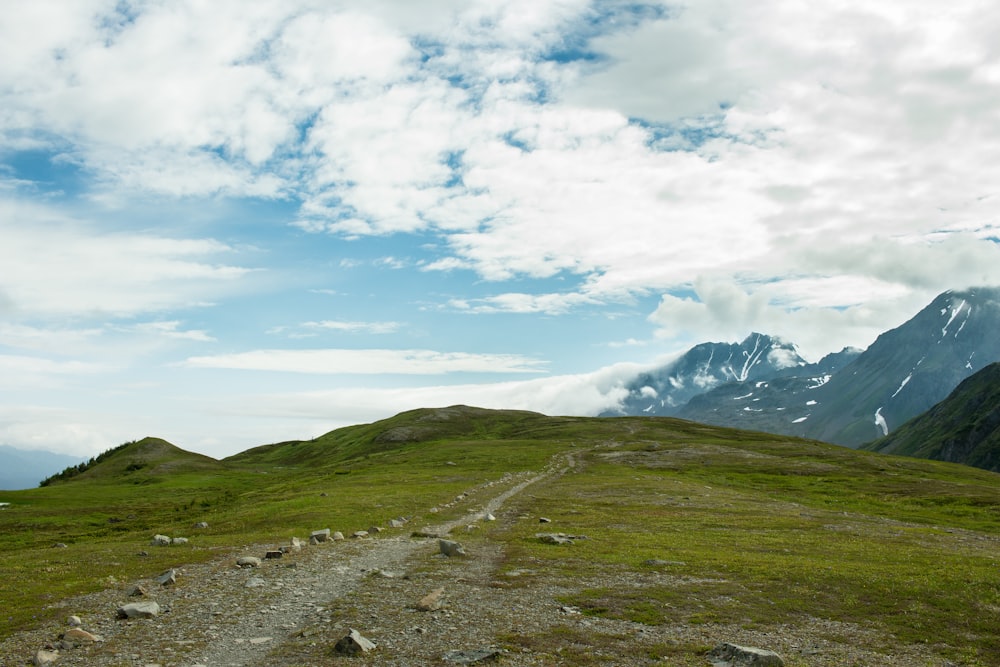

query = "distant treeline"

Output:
[[39, 440, 139, 487]]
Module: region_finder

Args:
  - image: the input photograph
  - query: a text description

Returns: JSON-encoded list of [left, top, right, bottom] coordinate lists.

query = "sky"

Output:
[[2, 0, 1000, 459]]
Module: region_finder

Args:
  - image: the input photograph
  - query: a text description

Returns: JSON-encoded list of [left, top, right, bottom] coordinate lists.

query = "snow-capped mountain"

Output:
[[665, 287, 1000, 447], [609, 333, 817, 417]]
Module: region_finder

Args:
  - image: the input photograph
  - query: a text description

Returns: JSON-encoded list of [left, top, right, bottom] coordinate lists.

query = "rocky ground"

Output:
[[0, 453, 957, 666]]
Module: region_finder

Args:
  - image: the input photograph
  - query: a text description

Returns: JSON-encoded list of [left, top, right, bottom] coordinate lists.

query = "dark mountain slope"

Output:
[[802, 287, 1000, 446], [863, 362, 1000, 471]]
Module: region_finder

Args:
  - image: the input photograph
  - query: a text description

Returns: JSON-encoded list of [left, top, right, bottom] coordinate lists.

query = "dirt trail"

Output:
[[0, 452, 576, 667]]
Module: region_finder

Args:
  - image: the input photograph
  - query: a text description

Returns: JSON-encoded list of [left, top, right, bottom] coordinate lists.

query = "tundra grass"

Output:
[[0, 433, 568, 639], [493, 438, 1000, 665]]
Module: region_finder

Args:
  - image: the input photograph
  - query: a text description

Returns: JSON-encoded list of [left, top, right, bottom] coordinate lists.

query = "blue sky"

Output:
[[3, 0, 1000, 458]]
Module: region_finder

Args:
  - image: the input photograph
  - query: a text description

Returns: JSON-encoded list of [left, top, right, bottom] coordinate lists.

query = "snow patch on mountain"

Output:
[[875, 408, 889, 437], [891, 373, 912, 398]]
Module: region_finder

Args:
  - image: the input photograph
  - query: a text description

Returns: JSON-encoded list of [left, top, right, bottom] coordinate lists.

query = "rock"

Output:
[[127, 584, 147, 597], [67, 615, 82, 627], [264, 550, 283, 559], [290, 536, 304, 548], [539, 517, 551, 523], [245, 576, 266, 588], [389, 518, 406, 528], [368, 526, 383, 534], [192, 521, 209, 529], [309, 536, 320, 545], [117, 601, 160, 619], [51, 542, 68, 549], [171, 537, 188, 545], [63, 627, 101, 643], [417, 587, 445, 611], [156, 569, 177, 586], [537, 533, 574, 545], [442, 648, 503, 664], [709, 642, 784, 666], [150, 534, 171, 547], [32, 649, 59, 665], [483, 513, 496, 521], [411, 530, 440, 539], [351, 531, 369, 539], [237, 556, 261, 569], [644, 559, 686, 567], [333, 628, 377, 655], [310, 528, 331, 543], [446, 461, 457, 466], [439, 539, 467, 557], [332, 531, 345, 541]]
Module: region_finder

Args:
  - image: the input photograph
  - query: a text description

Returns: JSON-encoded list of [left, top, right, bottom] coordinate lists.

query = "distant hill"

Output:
[[863, 363, 1000, 471], [227, 405, 558, 467], [40, 437, 225, 485], [0, 446, 84, 490]]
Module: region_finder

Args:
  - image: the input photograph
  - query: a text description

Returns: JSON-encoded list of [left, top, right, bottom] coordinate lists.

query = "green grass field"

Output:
[[3, 407, 1000, 664]]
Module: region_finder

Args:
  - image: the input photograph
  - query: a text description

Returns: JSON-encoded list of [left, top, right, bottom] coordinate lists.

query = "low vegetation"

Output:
[[3, 406, 1000, 664]]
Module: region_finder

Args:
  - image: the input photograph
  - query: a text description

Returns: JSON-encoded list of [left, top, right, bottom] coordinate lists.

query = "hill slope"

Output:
[[41, 436, 226, 485], [863, 362, 1000, 470], [4, 408, 1000, 664]]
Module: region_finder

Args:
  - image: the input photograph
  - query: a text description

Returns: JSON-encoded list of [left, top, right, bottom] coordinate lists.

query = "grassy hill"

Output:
[[3, 407, 1000, 663], [863, 362, 1000, 471]]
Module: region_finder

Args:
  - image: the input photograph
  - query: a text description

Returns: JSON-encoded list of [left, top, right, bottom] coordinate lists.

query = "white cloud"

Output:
[[181, 348, 547, 375], [0, 198, 253, 318]]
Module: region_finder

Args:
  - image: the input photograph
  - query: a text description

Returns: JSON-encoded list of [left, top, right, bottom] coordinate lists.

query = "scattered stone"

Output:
[[245, 577, 266, 588], [559, 605, 581, 614], [264, 550, 283, 559], [156, 569, 177, 586], [709, 642, 784, 667], [310, 528, 331, 543], [465, 524, 478, 532], [249, 637, 272, 645], [351, 531, 369, 539], [442, 648, 503, 664], [67, 615, 82, 627], [309, 536, 320, 545], [237, 556, 261, 569], [32, 649, 59, 665], [333, 628, 377, 655], [126, 584, 147, 597], [411, 530, 440, 539], [332, 531, 345, 541], [417, 587, 445, 611], [438, 539, 467, 557], [63, 627, 101, 644], [538, 517, 551, 523], [483, 513, 496, 521], [536, 533, 574, 545], [51, 543, 67, 549], [171, 537, 188, 545], [290, 536, 304, 548], [193, 521, 209, 529], [644, 559, 686, 567], [117, 601, 160, 619], [136, 550, 148, 557], [150, 534, 171, 547]]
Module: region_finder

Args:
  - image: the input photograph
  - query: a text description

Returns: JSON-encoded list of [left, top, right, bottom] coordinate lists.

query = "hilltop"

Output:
[[1, 408, 1000, 665]]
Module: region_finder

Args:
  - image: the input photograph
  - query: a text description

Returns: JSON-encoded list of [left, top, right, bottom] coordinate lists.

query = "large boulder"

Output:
[[117, 601, 160, 619]]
